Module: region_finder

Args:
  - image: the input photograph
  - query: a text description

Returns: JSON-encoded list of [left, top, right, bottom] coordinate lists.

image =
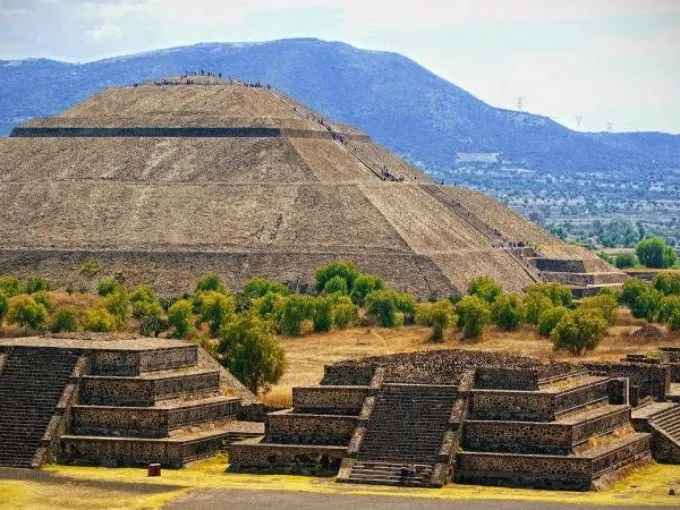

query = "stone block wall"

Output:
[[228, 439, 346, 474], [469, 390, 555, 421], [581, 362, 670, 402], [474, 368, 540, 390], [265, 410, 358, 445], [293, 386, 372, 415], [91, 346, 197, 376]]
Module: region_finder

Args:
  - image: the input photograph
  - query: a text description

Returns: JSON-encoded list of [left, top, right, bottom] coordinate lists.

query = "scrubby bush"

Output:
[[653, 272, 680, 296], [467, 276, 502, 304], [0, 276, 24, 298], [396, 292, 417, 325], [365, 290, 401, 327], [253, 292, 285, 321], [242, 278, 287, 299], [455, 296, 491, 339], [659, 296, 680, 323], [32, 290, 52, 312], [538, 306, 569, 337], [322, 275, 349, 296], [83, 308, 116, 332], [491, 293, 525, 331], [7, 295, 48, 333], [579, 293, 618, 325], [168, 299, 193, 338], [448, 292, 462, 305], [636, 237, 677, 269], [196, 291, 236, 337], [278, 295, 313, 336], [103, 292, 131, 330], [526, 282, 573, 308], [523, 292, 553, 325], [311, 296, 334, 333], [597, 251, 614, 264], [332, 296, 358, 329], [218, 312, 286, 393], [630, 287, 664, 322], [350, 275, 385, 305], [0, 291, 8, 326], [669, 311, 680, 332], [194, 273, 225, 294], [416, 300, 456, 341], [615, 253, 637, 269], [551, 309, 608, 356], [314, 261, 360, 294], [97, 278, 120, 297], [25, 276, 50, 294], [619, 278, 647, 308], [50, 307, 79, 333]]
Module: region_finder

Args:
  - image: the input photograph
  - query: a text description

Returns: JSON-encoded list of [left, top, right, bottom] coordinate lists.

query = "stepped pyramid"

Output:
[[0, 76, 624, 296]]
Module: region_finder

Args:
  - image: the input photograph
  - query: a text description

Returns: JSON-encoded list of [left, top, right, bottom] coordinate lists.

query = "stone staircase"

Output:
[[631, 402, 680, 464], [0, 348, 79, 467], [456, 371, 652, 490], [341, 383, 459, 487], [529, 257, 627, 298]]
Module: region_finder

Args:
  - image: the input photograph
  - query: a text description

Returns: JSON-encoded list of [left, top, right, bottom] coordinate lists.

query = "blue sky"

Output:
[[1, 0, 679, 133]]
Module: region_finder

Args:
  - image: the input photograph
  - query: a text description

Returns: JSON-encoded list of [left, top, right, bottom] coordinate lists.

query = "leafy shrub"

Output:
[[194, 273, 225, 294], [523, 292, 553, 325], [83, 308, 116, 332], [669, 311, 680, 332], [277, 295, 313, 336], [332, 296, 358, 329], [615, 253, 637, 269], [491, 293, 525, 331], [448, 292, 462, 305], [526, 283, 573, 307], [0, 291, 8, 325], [25, 276, 50, 294], [396, 292, 417, 325], [80, 258, 101, 278], [322, 275, 349, 295], [636, 237, 677, 269], [551, 309, 608, 356], [103, 292, 131, 330], [653, 272, 680, 296], [168, 299, 194, 338], [7, 295, 48, 333], [597, 251, 614, 264], [538, 306, 569, 336], [97, 278, 120, 297], [196, 291, 236, 337], [365, 290, 402, 327], [32, 290, 52, 312], [350, 275, 385, 305], [416, 300, 456, 341], [0, 275, 24, 298], [218, 312, 286, 393], [139, 317, 169, 337], [619, 278, 647, 308], [50, 307, 79, 333], [630, 287, 664, 322], [455, 296, 491, 339], [311, 296, 334, 333], [314, 261, 360, 294], [579, 293, 618, 325], [253, 292, 285, 321], [659, 296, 680, 323], [467, 276, 502, 304], [242, 278, 287, 299]]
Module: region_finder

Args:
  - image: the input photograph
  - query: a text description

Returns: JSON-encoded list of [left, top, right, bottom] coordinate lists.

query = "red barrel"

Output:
[[147, 463, 161, 477]]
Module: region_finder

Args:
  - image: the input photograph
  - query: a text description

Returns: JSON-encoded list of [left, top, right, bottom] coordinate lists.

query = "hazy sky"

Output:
[[1, 0, 679, 133]]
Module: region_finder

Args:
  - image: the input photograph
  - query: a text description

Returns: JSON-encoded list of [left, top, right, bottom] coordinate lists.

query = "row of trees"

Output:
[[618, 273, 680, 330], [598, 236, 678, 269]]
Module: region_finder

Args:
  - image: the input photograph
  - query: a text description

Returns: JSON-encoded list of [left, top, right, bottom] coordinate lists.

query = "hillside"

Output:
[[1, 39, 679, 175], [0, 77, 621, 297]]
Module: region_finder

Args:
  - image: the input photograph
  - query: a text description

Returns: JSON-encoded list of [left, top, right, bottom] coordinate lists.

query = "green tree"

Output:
[[579, 293, 618, 325], [168, 299, 194, 338], [103, 292, 131, 330], [314, 261, 360, 294], [538, 306, 569, 337], [636, 237, 677, 269], [416, 300, 455, 341], [242, 278, 287, 299], [659, 296, 680, 323], [526, 283, 573, 307], [350, 275, 385, 305], [196, 291, 236, 337], [50, 306, 79, 333], [366, 290, 402, 327], [7, 295, 48, 332], [467, 276, 502, 304], [669, 311, 680, 332], [322, 275, 349, 295], [311, 296, 334, 333], [83, 308, 116, 332], [615, 253, 637, 269], [25, 276, 50, 294], [396, 292, 417, 325], [253, 292, 285, 322], [97, 278, 120, 297], [455, 296, 491, 339], [332, 296, 358, 329], [630, 287, 664, 322], [0, 291, 8, 327], [653, 272, 680, 296], [32, 291, 51, 312], [551, 309, 608, 356], [277, 295, 313, 336], [597, 217, 639, 248], [491, 293, 525, 331], [0, 276, 24, 297], [619, 278, 647, 308], [523, 292, 553, 325], [194, 273, 226, 294], [217, 312, 286, 393]]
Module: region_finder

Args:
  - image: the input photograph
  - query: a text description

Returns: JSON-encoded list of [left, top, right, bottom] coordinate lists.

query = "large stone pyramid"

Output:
[[0, 76, 623, 297]]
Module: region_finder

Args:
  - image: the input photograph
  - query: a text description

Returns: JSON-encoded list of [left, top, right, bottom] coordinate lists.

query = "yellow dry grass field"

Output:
[[1, 455, 679, 509]]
